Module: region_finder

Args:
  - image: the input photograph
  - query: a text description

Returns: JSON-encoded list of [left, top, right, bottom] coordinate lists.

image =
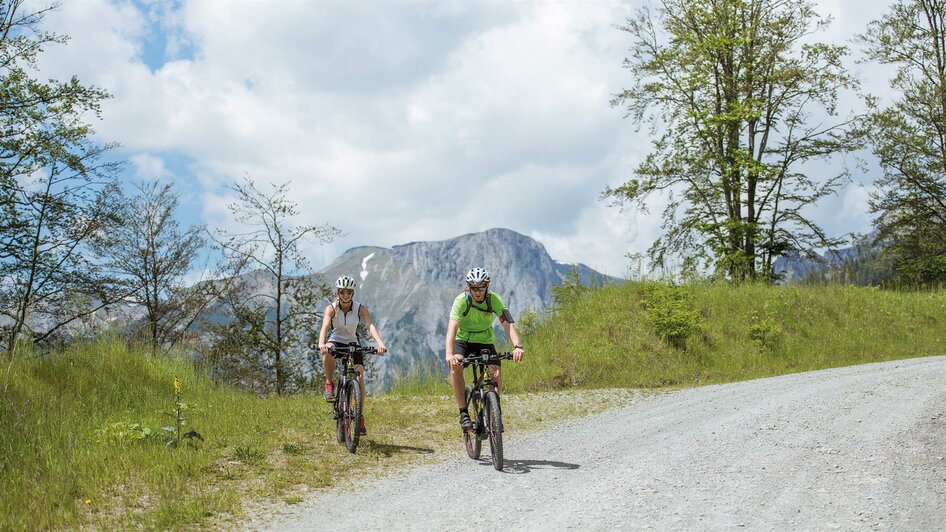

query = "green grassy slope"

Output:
[[0, 340, 461, 529], [500, 283, 946, 391], [3, 283, 943, 529]]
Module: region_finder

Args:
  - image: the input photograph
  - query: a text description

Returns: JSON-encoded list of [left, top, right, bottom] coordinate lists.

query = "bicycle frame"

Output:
[[462, 349, 513, 470], [331, 353, 358, 425], [328, 345, 377, 453]]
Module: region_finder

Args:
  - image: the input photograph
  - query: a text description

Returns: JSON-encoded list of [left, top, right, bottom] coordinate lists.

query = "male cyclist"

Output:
[[318, 275, 387, 435], [445, 267, 524, 431]]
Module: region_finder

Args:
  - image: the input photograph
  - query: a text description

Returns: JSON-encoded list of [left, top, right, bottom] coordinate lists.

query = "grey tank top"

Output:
[[328, 300, 361, 344]]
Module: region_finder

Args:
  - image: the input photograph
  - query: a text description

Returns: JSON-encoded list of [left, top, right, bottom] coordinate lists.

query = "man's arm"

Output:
[[501, 320, 524, 363], [445, 319, 462, 368]]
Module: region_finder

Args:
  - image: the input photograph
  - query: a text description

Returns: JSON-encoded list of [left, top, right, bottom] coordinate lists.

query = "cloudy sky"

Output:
[[31, 0, 897, 278]]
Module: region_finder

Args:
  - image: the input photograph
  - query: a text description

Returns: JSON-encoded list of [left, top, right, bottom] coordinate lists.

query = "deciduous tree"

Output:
[[861, 0, 946, 287], [97, 181, 209, 353], [0, 0, 125, 355], [606, 0, 862, 281], [209, 178, 339, 395]]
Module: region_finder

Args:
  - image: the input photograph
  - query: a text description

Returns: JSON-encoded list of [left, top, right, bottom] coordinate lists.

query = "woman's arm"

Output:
[[360, 304, 387, 354], [318, 304, 334, 354]]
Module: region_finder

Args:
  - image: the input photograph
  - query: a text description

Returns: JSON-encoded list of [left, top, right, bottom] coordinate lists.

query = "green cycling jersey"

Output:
[[449, 291, 506, 344]]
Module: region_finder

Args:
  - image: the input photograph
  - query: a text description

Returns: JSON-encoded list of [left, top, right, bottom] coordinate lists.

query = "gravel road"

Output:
[[261, 357, 946, 530]]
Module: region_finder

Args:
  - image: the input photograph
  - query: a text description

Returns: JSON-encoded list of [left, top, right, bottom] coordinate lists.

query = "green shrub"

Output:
[[551, 265, 590, 309], [517, 307, 540, 337], [640, 282, 702, 346], [749, 311, 782, 350]]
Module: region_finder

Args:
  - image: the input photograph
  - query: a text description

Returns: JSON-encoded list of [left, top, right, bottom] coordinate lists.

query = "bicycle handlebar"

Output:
[[460, 351, 514, 367], [327, 345, 380, 357]]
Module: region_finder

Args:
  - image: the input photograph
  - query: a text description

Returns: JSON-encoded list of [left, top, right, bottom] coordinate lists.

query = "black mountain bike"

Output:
[[462, 350, 513, 471], [328, 345, 377, 453]]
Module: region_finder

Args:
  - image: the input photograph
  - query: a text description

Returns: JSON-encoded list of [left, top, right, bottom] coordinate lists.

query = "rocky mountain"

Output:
[[773, 233, 886, 284], [37, 228, 613, 390], [773, 250, 850, 282], [313, 228, 615, 389]]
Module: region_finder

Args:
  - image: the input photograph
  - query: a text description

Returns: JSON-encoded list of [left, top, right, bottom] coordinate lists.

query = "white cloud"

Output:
[[129, 154, 170, 181], [27, 0, 900, 276]]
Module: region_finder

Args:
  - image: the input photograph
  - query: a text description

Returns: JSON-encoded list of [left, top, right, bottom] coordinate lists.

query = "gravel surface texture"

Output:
[[260, 357, 946, 530]]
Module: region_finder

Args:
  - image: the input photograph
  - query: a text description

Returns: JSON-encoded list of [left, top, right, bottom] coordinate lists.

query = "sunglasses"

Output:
[[469, 286, 488, 293], [338, 289, 354, 295]]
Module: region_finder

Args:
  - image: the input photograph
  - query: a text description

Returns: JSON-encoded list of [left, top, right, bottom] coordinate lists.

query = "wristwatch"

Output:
[[514, 344, 523, 350]]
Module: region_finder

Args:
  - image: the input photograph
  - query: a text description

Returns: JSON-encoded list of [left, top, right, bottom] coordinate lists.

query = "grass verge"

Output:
[[2, 283, 943, 528], [501, 282, 946, 391], [0, 339, 633, 530]]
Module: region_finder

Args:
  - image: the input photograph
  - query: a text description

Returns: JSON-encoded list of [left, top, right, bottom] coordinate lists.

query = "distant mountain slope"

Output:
[[314, 228, 616, 389], [773, 233, 890, 284]]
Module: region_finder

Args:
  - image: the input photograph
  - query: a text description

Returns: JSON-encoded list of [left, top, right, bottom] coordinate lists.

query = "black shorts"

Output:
[[454, 341, 500, 365], [327, 341, 364, 366]]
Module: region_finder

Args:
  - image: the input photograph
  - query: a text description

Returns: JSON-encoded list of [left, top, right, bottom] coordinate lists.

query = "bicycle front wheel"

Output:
[[334, 379, 345, 443], [464, 387, 481, 460], [343, 379, 363, 453], [484, 391, 503, 471]]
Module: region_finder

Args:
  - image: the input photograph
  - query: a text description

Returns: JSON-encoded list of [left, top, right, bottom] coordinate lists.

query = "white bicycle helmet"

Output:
[[335, 275, 356, 290], [465, 267, 490, 285]]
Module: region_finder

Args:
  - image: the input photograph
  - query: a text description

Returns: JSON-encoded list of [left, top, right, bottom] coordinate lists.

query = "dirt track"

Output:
[[261, 357, 946, 530]]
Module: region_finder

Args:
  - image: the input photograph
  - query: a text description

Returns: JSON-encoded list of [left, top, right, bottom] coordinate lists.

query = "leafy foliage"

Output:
[[0, 0, 125, 355], [162, 376, 203, 448], [748, 309, 781, 349], [550, 265, 590, 309], [96, 180, 210, 352], [639, 282, 702, 346], [94, 421, 158, 446], [516, 307, 540, 337], [606, 0, 862, 281], [860, 0, 946, 288], [207, 177, 340, 395]]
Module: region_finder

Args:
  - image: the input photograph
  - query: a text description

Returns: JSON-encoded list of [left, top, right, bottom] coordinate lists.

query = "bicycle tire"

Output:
[[344, 379, 363, 453], [464, 386, 481, 460], [334, 379, 345, 444], [485, 390, 503, 471]]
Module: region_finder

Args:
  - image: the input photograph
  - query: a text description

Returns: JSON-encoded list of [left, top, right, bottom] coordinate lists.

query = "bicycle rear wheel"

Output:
[[484, 391, 503, 471], [464, 387, 481, 460], [343, 379, 363, 453]]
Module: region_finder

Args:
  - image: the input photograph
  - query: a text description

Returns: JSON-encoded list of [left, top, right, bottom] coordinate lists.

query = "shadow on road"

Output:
[[361, 440, 435, 458], [478, 458, 581, 474]]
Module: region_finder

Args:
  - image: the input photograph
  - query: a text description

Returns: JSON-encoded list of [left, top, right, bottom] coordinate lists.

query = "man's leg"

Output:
[[449, 356, 474, 430], [449, 357, 467, 409], [488, 365, 502, 396]]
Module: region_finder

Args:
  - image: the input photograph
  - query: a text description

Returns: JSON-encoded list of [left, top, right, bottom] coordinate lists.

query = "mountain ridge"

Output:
[[313, 227, 617, 389]]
